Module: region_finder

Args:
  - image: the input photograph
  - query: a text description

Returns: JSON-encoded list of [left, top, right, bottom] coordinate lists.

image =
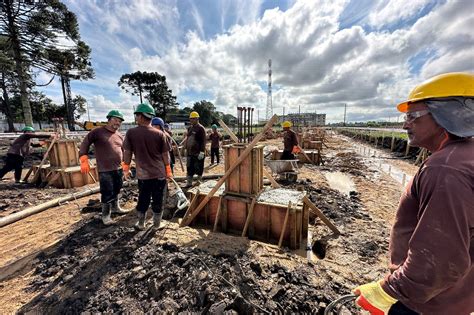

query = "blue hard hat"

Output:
[[151, 117, 164, 129]]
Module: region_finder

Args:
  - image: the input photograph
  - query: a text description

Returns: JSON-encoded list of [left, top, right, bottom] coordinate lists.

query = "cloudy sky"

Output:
[[37, 0, 474, 123]]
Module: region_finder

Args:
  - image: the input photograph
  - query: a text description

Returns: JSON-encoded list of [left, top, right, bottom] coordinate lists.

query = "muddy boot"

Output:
[[184, 176, 193, 188], [152, 212, 165, 230], [196, 176, 203, 185], [101, 203, 115, 226], [111, 197, 131, 215], [134, 211, 147, 230]]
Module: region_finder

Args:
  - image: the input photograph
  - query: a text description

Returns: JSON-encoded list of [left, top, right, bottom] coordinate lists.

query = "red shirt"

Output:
[[382, 138, 474, 314]]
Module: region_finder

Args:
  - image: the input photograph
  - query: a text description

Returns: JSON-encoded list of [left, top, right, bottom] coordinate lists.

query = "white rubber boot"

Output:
[[101, 203, 115, 226], [134, 211, 147, 230]]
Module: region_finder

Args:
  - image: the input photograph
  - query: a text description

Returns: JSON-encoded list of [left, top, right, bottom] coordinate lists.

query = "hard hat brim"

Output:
[[397, 101, 409, 113]]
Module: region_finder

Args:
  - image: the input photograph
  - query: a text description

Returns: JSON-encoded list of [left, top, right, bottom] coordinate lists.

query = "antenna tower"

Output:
[[266, 59, 272, 120]]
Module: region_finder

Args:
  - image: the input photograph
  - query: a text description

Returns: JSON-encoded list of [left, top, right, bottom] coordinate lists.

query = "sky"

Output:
[[36, 0, 474, 124]]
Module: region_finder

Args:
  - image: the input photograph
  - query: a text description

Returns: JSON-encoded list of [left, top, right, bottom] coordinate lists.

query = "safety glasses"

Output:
[[403, 110, 430, 124]]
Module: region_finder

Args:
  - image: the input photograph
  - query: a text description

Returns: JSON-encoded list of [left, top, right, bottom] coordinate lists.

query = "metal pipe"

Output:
[[247, 107, 251, 143], [237, 106, 242, 142], [242, 107, 247, 143]]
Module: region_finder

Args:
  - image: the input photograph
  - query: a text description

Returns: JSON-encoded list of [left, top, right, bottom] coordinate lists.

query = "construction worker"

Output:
[[184, 111, 206, 187], [164, 123, 176, 173], [0, 126, 53, 183], [79, 110, 128, 225], [208, 124, 221, 164], [123, 104, 172, 230], [354, 72, 474, 315], [281, 121, 299, 160], [152, 118, 175, 173]]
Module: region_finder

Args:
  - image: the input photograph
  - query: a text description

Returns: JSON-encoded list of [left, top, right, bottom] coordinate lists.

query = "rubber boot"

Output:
[[134, 211, 147, 230], [111, 197, 132, 214], [184, 176, 193, 188], [196, 175, 203, 185], [101, 203, 115, 226], [152, 212, 165, 230]]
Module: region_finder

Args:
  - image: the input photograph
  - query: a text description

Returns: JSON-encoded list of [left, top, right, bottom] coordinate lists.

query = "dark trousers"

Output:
[[280, 150, 295, 160], [0, 153, 24, 181], [210, 147, 219, 164], [99, 170, 123, 204], [388, 302, 419, 315], [170, 151, 175, 172], [187, 155, 204, 177], [136, 178, 167, 214]]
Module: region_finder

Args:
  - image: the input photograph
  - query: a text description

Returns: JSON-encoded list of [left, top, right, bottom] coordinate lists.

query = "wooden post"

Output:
[[391, 135, 395, 151], [29, 136, 57, 184], [218, 118, 281, 188], [278, 201, 292, 247], [302, 196, 340, 235], [405, 142, 410, 157], [212, 196, 223, 232], [241, 197, 257, 237], [181, 115, 278, 226]]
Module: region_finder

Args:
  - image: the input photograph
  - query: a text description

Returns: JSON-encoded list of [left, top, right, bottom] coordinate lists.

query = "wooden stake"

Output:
[[303, 195, 340, 235], [182, 115, 278, 226], [278, 201, 292, 247], [218, 119, 280, 188], [29, 137, 57, 184], [212, 196, 223, 232], [168, 134, 185, 172], [241, 197, 257, 237]]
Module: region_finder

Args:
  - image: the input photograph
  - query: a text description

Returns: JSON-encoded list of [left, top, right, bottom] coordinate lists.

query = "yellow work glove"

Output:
[[165, 164, 173, 178], [122, 162, 130, 180], [353, 281, 397, 315], [79, 155, 90, 174]]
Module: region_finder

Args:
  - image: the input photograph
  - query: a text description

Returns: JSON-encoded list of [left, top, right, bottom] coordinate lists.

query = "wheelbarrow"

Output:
[[265, 159, 299, 183]]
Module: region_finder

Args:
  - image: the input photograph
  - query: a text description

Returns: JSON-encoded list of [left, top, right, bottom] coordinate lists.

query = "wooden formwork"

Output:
[[186, 189, 309, 249], [46, 139, 80, 167], [223, 144, 264, 196], [32, 162, 98, 188], [272, 149, 321, 165]]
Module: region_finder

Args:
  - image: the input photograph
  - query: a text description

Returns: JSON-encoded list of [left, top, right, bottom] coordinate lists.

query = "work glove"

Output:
[[79, 155, 90, 174], [198, 151, 205, 160], [165, 164, 173, 178], [353, 281, 397, 315], [122, 162, 131, 180], [292, 145, 301, 154]]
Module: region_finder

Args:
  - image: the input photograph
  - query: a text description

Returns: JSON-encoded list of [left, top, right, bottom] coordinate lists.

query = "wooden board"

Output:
[[32, 164, 98, 188], [272, 149, 321, 165], [47, 139, 80, 167]]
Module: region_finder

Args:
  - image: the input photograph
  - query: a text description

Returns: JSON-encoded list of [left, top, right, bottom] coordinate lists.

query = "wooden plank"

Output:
[[29, 137, 57, 183], [278, 201, 292, 248], [266, 205, 271, 240], [181, 114, 278, 226], [241, 197, 257, 237], [303, 196, 340, 235], [181, 189, 200, 224], [290, 208, 297, 249], [298, 145, 315, 165], [212, 196, 223, 232], [221, 198, 228, 232]]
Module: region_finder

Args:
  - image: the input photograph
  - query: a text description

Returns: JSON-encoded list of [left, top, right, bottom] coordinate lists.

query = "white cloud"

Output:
[[368, 0, 432, 29]]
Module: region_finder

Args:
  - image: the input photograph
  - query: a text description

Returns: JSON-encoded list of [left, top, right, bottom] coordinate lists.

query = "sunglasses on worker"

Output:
[[403, 110, 430, 124]]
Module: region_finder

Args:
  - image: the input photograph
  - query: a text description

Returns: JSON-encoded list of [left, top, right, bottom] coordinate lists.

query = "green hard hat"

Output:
[[134, 103, 155, 118], [106, 109, 124, 121], [211, 124, 218, 129], [22, 126, 35, 132]]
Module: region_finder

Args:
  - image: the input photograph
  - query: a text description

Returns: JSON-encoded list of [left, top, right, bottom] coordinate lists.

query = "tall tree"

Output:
[[118, 71, 178, 120], [0, 0, 93, 127], [0, 36, 17, 131], [193, 100, 218, 127]]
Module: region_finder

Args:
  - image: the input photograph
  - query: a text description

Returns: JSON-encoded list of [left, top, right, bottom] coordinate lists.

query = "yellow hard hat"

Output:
[[282, 121, 292, 128], [397, 72, 474, 112], [189, 111, 200, 118]]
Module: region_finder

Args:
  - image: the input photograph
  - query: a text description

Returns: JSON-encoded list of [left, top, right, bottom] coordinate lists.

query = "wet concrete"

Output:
[[257, 188, 306, 206]]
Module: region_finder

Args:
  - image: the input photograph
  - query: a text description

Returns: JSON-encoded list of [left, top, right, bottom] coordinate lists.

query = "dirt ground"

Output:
[[0, 132, 419, 314]]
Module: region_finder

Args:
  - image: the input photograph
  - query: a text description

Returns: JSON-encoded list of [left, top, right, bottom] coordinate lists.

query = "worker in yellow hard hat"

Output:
[[281, 120, 299, 160], [184, 111, 206, 187], [354, 72, 474, 315]]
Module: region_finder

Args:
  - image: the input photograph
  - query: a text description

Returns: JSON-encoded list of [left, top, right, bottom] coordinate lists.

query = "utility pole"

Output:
[[86, 101, 91, 121], [343, 103, 347, 126]]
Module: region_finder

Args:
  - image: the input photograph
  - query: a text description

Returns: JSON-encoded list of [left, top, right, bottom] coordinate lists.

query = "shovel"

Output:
[[169, 177, 190, 210]]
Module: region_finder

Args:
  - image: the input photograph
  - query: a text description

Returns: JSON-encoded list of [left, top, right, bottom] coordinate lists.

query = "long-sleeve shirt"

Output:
[[185, 123, 206, 156], [283, 129, 298, 152], [123, 125, 170, 180], [79, 126, 124, 172], [208, 131, 221, 149], [7, 133, 50, 157], [381, 138, 474, 315]]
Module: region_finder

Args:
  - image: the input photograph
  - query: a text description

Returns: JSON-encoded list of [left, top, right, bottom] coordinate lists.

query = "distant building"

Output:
[[279, 113, 326, 126]]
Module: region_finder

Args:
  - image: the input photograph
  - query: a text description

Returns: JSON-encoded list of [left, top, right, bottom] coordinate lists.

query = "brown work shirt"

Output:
[[283, 129, 298, 152], [123, 125, 170, 180], [7, 133, 50, 157], [185, 123, 206, 156], [208, 131, 221, 149], [79, 126, 124, 172], [381, 138, 474, 315]]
